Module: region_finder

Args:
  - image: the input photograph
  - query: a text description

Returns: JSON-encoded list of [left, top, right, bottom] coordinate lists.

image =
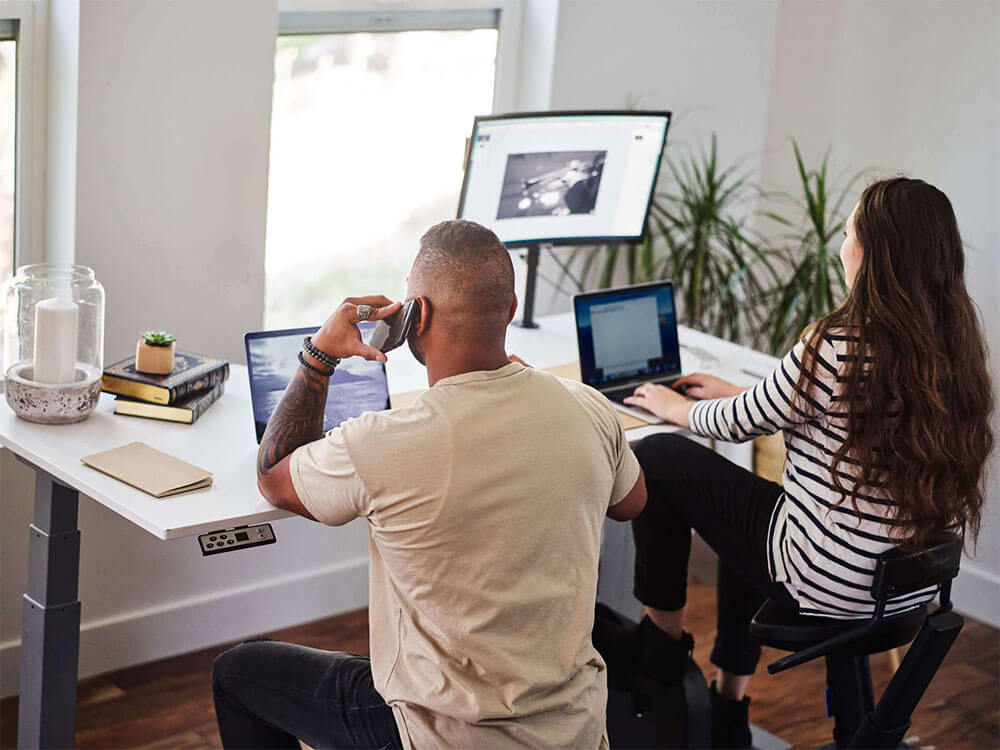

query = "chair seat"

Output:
[[750, 599, 926, 655]]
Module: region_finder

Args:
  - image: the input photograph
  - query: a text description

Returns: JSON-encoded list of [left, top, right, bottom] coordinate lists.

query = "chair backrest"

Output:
[[870, 533, 963, 603]]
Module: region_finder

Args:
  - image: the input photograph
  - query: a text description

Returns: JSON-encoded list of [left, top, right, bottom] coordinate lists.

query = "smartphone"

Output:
[[368, 300, 420, 353]]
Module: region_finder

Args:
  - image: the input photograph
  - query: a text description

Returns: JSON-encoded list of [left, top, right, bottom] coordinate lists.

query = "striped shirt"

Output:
[[688, 333, 934, 618]]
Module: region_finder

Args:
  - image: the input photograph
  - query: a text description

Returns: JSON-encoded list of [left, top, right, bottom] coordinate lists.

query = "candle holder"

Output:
[[3, 264, 105, 424]]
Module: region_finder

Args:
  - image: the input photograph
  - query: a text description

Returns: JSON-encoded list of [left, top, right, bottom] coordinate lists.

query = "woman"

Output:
[[621, 178, 993, 748]]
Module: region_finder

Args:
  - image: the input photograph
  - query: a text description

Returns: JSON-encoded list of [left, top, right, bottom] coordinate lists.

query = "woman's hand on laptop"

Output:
[[671, 373, 745, 400], [312, 296, 402, 363], [624, 384, 692, 426]]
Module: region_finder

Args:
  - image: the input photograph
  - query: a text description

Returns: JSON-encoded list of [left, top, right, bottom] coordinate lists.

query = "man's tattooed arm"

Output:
[[256, 362, 330, 477]]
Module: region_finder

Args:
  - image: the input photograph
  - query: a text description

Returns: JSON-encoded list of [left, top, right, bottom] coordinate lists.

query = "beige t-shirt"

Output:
[[289, 362, 640, 750]]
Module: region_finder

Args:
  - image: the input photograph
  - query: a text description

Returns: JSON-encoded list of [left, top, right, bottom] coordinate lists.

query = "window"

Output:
[[265, 11, 499, 328], [0, 19, 16, 282]]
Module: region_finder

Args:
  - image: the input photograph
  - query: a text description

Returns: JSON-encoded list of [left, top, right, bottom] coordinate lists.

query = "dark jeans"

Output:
[[212, 639, 402, 750], [632, 433, 797, 675]]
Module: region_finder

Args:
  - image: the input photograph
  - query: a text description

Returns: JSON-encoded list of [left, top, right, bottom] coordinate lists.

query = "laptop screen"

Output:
[[244, 323, 391, 443], [573, 282, 681, 388]]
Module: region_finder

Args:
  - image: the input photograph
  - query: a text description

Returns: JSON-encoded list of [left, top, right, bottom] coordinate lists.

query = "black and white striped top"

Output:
[[688, 333, 934, 618]]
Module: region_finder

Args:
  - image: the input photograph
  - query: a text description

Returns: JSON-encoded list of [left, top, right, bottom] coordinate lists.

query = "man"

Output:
[[212, 220, 646, 749]]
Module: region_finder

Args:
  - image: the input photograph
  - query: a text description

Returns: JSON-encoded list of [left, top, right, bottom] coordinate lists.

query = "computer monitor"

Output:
[[457, 110, 671, 247]]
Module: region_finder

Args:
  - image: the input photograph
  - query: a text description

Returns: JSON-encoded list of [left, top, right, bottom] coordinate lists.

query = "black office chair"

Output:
[[749, 533, 964, 749]]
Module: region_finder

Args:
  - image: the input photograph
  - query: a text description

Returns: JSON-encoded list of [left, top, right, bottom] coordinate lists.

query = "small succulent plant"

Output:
[[140, 331, 176, 347]]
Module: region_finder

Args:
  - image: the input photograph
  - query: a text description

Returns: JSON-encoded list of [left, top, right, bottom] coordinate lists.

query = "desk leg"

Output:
[[17, 471, 81, 749]]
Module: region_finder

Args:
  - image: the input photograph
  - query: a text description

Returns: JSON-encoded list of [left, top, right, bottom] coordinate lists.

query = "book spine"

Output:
[[167, 363, 229, 404], [188, 382, 225, 423]]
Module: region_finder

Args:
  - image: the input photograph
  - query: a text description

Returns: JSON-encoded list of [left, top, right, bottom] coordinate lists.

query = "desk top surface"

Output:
[[0, 313, 778, 540]]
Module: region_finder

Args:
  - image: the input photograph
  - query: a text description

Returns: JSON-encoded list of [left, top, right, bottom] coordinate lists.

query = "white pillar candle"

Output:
[[33, 298, 79, 384]]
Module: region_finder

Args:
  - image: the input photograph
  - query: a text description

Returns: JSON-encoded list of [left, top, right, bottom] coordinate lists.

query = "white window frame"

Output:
[[0, 0, 43, 268], [276, 0, 523, 114]]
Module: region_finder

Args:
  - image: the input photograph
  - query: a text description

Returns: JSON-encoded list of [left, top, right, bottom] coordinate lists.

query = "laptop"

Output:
[[573, 281, 683, 424], [244, 323, 391, 443]]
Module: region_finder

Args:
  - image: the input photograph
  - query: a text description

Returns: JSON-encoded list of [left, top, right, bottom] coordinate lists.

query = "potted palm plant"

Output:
[[651, 134, 781, 342], [756, 141, 867, 354]]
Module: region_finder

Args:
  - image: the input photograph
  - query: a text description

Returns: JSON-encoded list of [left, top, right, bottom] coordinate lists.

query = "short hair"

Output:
[[409, 220, 514, 340]]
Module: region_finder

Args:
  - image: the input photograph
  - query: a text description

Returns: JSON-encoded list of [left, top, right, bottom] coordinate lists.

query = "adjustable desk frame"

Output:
[[16, 462, 81, 749]]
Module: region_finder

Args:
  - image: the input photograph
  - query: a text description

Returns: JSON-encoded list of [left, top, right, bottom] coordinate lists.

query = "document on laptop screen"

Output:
[[590, 296, 664, 378]]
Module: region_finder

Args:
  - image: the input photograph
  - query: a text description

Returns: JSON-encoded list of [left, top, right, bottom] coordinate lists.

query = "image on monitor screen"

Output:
[[497, 150, 606, 219], [458, 111, 670, 246]]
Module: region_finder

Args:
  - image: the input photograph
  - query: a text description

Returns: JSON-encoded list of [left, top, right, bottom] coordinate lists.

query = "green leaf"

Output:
[[599, 245, 619, 289], [140, 330, 176, 346]]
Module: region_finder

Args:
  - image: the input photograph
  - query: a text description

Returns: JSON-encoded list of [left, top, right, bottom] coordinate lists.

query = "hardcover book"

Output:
[[114, 382, 226, 424], [102, 352, 229, 405]]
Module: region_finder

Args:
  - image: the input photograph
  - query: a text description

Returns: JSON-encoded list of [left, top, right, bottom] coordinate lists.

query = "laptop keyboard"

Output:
[[604, 386, 636, 403], [604, 376, 680, 403]]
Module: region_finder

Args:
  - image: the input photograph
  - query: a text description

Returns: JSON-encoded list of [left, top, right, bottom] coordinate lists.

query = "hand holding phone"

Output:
[[312, 296, 400, 362], [368, 299, 421, 353]]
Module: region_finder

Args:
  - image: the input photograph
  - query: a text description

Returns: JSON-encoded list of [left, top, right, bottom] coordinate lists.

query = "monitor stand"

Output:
[[514, 244, 542, 329]]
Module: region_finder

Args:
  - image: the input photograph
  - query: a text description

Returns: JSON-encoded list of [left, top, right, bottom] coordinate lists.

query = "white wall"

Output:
[[43, 0, 79, 266], [74, 0, 273, 365], [515, 0, 559, 112]]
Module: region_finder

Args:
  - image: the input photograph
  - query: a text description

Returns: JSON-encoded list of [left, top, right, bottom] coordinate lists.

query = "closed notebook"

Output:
[[81, 441, 213, 497]]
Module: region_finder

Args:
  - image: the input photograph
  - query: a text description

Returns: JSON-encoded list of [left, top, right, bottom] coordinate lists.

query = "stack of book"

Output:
[[102, 352, 230, 424]]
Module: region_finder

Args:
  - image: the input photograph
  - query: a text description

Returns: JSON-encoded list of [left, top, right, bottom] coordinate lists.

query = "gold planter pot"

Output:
[[136, 340, 176, 375]]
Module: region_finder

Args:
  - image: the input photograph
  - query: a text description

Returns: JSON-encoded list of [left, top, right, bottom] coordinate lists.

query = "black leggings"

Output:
[[632, 433, 797, 675]]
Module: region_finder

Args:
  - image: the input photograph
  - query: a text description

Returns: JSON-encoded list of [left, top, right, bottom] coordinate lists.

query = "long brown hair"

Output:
[[800, 177, 993, 549]]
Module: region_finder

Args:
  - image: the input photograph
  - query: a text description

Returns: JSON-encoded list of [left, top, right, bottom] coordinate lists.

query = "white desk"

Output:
[[0, 312, 778, 747]]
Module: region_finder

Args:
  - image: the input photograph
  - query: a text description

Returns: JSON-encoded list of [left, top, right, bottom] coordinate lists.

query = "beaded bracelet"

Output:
[[303, 336, 341, 369], [297, 350, 335, 377]]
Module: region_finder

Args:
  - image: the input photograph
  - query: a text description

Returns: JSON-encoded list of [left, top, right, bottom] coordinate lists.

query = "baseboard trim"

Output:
[[953, 558, 1000, 628], [0, 556, 368, 699]]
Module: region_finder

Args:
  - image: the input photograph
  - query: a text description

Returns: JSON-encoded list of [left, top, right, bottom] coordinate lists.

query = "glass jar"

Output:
[[3, 264, 105, 423]]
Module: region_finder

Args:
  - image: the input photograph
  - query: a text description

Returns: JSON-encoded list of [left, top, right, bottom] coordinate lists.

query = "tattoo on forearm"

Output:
[[257, 364, 329, 476]]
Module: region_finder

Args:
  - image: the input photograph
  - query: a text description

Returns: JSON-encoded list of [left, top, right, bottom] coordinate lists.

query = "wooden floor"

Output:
[[2, 585, 997, 748]]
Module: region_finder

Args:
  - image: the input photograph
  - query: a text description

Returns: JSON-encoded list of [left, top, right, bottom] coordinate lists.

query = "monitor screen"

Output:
[[458, 111, 670, 246], [574, 282, 680, 387], [245, 323, 391, 443]]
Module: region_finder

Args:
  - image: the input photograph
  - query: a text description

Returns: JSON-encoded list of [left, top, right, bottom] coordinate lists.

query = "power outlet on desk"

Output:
[[198, 523, 275, 556]]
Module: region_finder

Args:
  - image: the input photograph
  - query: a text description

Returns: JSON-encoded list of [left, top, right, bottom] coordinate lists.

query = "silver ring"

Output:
[[356, 304, 373, 321]]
